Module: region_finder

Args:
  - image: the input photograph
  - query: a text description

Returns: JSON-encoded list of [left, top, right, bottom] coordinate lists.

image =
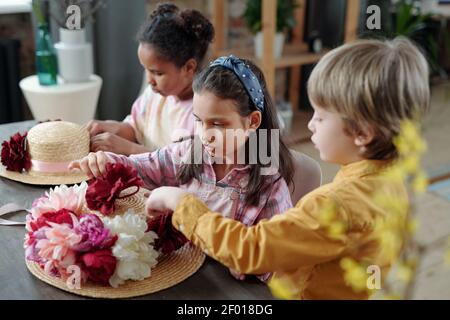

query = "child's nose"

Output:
[[307, 118, 315, 133], [201, 127, 216, 144], [146, 72, 156, 87]]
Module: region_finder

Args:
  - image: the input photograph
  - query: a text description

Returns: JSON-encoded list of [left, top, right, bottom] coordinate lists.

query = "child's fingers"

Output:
[[87, 152, 102, 178], [96, 151, 109, 176], [86, 120, 104, 137], [77, 157, 93, 178], [68, 160, 81, 171]]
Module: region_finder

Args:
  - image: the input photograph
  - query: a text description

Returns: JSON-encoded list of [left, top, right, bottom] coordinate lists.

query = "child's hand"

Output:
[[144, 187, 189, 216], [68, 151, 113, 178], [86, 120, 123, 138], [90, 132, 137, 155], [229, 268, 246, 281]]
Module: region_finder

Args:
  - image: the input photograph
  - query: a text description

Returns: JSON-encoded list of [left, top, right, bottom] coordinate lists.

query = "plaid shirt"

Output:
[[107, 139, 293, 227], [107, 139, 293, 282]]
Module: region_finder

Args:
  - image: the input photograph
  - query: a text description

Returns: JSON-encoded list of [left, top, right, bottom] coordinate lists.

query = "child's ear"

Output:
[[183, 58, 197, 75], [248, 111, 262, 130], [354, 125, 375, 147]]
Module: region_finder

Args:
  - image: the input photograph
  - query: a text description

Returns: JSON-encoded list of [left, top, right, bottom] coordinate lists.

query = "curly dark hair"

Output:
[[137, 3, 215, 68]]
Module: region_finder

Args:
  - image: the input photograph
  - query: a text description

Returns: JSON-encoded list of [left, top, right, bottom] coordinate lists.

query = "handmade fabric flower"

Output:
[[25, 228, 48, 265], [74, 214, 117, 252], [30, 182, 88, 219], [86, 163, 144, 216], [147, 213, 188, 254], [102, 211, 159, 288], [78, 249, 117, 285], [1, 131, 31, 172], [27, 208, 74, 232], [36, 222, 82, 279]]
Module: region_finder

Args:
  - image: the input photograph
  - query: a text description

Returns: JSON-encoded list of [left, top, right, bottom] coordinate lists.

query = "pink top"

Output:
[[123, 86, 195, 151]]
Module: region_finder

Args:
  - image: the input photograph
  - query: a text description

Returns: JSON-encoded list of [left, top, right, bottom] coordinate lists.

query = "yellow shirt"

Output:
[[172, 160, 408, 299]]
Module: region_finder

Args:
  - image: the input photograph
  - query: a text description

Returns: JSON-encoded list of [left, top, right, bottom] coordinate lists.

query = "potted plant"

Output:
[[242, 0, 297, 59], [34, 0, 106, 83], [363, 0, 450, 78]]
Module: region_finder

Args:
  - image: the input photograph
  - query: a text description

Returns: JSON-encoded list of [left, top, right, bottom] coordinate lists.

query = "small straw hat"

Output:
[[25, 187, 205, 298], [0, 121, 89, 185]]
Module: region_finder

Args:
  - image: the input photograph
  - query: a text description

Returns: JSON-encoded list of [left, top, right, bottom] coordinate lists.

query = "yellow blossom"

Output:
[[384, 166, 406, 182], [328, 221, 347, 238], [407, 218, 419, 235], [340, 258, 369, 293], [401, 156, 419, 173], [445, 250, 450, 267], [396, 263, 414, 283], [268, 277, 294, 300], [394, 120, 427, 155], [412, 170, 428, 194]]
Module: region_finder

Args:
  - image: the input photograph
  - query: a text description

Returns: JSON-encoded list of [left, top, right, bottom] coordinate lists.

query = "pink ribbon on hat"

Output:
[[31, 160, 72, 173]]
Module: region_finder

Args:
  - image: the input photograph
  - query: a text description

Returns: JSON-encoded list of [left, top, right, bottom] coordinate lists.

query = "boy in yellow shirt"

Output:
[[144, 37, 430, 299]]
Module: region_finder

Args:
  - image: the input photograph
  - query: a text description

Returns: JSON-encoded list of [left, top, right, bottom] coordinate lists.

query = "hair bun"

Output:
[[181, 9, 214, 44], [150, 3, 179, 19]]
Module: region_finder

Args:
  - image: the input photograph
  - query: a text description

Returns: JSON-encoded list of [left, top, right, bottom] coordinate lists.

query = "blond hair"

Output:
[[307, 37, 430, 160]]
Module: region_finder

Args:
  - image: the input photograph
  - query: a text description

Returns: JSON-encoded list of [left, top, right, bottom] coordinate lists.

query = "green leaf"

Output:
[[242, 0, 298, 34]]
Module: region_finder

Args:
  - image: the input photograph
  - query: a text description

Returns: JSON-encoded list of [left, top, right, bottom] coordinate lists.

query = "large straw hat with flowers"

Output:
[[0, 121, 89, 185], [24, 163, 205, 299]]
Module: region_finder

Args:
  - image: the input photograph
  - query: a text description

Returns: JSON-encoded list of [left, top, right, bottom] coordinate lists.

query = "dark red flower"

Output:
[[147, 213, 188, 255], [78, 249, 117, 285], [29, 208, 74, 232], [1, 131, 31, 172], [85, 163, 144, 216]]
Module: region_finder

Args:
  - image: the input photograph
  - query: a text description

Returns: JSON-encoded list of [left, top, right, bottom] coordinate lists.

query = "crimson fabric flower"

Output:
[[85, 163, 144, 216], [146, 213, 188, 255], [78, 249, 117, 285], [29, 208, 74, 232], [1, 132, 31, 172]]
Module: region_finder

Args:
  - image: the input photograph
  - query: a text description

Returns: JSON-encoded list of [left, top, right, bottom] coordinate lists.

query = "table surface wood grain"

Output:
[[0, 121, 273, 300]]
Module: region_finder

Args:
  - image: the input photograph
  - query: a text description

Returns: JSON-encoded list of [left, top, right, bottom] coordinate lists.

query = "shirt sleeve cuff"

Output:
[[172, 194, 210, 239]]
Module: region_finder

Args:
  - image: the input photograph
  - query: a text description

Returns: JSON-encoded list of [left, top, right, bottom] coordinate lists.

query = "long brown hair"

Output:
[[177, 59, 294, 206]]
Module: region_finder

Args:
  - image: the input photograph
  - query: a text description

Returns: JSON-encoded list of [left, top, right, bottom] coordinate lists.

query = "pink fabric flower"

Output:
[[30, 183, 88, 219], [86, 163, 143, 216], [25, 228, 48, 265], [27, 209, 74, 232], [1, 131, 31, 172], [36, 222, 82, 278], [74, 214, 117, 252]]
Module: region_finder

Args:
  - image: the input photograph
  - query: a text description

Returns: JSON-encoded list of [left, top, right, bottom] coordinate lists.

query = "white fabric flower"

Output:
[[30, 182, 88, 218], [102, 210, 159, 288]]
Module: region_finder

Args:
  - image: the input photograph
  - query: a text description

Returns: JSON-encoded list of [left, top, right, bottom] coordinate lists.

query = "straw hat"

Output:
[[25, 187, 205, 299], [0, 121, 89, 185]]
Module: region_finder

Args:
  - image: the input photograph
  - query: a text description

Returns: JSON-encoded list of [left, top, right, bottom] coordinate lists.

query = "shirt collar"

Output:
[[334, 159, 392, 182]]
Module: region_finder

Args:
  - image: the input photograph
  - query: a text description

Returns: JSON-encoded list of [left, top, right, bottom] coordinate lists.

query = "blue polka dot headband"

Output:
[[209, 55, 265, 112]]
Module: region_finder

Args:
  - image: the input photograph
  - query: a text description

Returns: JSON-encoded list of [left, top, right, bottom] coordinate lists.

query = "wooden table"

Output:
[[0, 121, 273, 300]]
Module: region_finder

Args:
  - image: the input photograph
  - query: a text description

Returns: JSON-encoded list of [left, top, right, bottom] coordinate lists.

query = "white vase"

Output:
[[254, 31, 285, 60], [20, 75, 102, 125], [55, 28, 93, 83]]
